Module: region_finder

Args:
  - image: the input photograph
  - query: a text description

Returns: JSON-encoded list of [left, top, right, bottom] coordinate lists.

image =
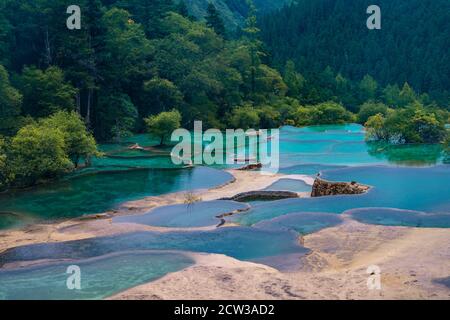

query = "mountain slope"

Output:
[[184, 0, 290, 29], [260, 0, 450, 101]]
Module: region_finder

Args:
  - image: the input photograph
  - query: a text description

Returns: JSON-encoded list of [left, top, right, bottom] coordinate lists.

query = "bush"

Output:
[[145, 110, 182, 146], [40, 111, 99, 167], [311, 102, 355, 124], [229, 106, 260, 130], [0, 138, 12, 190], [365, 105, 447, 144], [10, 124, 73, 187], [257, 105, 282, 128], [357, 102, 389, 124]]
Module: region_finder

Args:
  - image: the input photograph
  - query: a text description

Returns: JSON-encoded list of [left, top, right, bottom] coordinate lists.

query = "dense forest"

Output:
[[0, 0, 449, 190], [260, 0, 450, 107]]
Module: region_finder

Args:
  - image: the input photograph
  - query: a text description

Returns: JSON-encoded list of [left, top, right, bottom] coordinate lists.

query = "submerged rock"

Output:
[[237, 163, 262, 171], [221, 190, 299, 202], [311, 178, 370, 197]]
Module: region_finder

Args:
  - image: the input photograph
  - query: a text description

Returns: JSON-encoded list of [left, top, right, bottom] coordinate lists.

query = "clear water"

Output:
[[0, 167, 233, 226], [347, 208, 450, 228], [0, 228, 309, 269], [234, 166, 450, 226], [0, 251, 194, 300], [113, 200, 248, 228], [278, 164, 348, 176], [264, 179, 312, 193], [0, 124, 449, 300], [254, 212, 343, 235], [277, 125, 444, 170]]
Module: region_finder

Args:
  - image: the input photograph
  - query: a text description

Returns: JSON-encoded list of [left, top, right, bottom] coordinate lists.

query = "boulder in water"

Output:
[[311, 178, 370, 197]]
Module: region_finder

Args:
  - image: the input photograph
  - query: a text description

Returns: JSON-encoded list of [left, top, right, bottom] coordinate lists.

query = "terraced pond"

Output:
[[0, 124, 448, 300]]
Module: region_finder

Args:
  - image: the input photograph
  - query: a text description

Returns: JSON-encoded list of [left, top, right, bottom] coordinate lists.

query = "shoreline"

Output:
[[0, 169, 449, 300], [110, 218, 450, 300], [0, 170, 310, 254]]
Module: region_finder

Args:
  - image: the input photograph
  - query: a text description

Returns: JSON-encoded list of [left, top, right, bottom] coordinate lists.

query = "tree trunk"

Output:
[[44, 27, 52, 66], [76, 91, 81, 114], [86, 88, 93, 126]]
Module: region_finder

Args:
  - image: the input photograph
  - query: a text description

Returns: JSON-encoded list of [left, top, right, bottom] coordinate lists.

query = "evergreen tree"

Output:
[[243, 0, 262, 98], [205, 2, 226, 37], [176, 1, 190, 18]]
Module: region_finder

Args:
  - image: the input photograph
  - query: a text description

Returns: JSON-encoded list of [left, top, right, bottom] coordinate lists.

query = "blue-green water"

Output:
[[254, 212, 343, 235], [347, 208, 450, 228], [0, 228, 309, 270], [264, 179, 312, 193], [277, 125, 444, 170], [0, 251, 194, 300], [114, 200, 248, 228], [234, 166, 450, 226], [0, 124, 449, 300], [0, 167, 233, 228]]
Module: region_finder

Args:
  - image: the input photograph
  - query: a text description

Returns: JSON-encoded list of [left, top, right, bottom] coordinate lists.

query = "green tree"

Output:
[[40, 111, 99, 167], [382, 84, 402, 107], [205, 2, 226, 37], [18, 66, 77, 118], [0, 137, 12, 190], [365, 106, 446, 144], [117, 0, 175, 37], [255, 65, 287, 101], [10, 124, 73, 186], [257, 105, 281, 128], [0, 1, 12, 67], [310, 102, 355, 124], [101, 8, 152, 86], [142, 78, 183, 116], [359, 75, 378, 102], [176, 1, 190, 18], [145, 110, 182, 145], [398, 82, 417, 107], [283, 60, 305, 98], [410, 109, 446, 143], [96, 92, 138, 141], [243, 0, 263, 98], [0, 65, 23, 135], [229, 105, 260, 130], [357, 102, 389, 124], [365, 113, 388, 141]]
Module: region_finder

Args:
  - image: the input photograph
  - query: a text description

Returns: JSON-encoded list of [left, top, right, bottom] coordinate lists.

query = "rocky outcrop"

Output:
[[311, 178, 370, 197], [237, 163, 262, 171], [221, 190, 299, 202]]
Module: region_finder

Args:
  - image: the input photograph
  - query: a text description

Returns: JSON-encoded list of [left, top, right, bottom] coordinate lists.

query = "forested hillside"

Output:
[[260, 0, 450, 107], [0, 0, 449, 190], [184, 0, 290, 29]]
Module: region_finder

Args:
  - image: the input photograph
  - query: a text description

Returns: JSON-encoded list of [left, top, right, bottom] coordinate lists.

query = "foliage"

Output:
[[309, 102, 355, 125], [365, 106, 447, 144], [0, 137, 12, 190], [96, 92, 138, 141], [283, 60, 305, 99], [0, 0, 448, 189], [17, 66, 77, 118], [206, 2, 226, 37], [40, 111, 99, 167], [145, 110, 182, 146], [357, 102, 389, 124], [9, 124, 73, 187], [228, 105, 260, 130], [142, 78, 183, 116], [0, 65, 23, 135], [260, 0, 450, 107]]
